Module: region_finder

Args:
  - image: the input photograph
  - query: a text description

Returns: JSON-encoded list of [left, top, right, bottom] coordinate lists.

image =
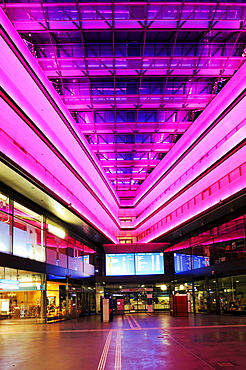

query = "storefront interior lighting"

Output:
[[179, 284, 185, 290], [48, 224, 66, 239], [160, 284, 167, 291]]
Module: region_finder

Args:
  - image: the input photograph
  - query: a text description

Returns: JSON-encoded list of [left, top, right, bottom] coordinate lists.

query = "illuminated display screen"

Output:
[[105, 253, 164, 276], [135, 253, 164, 275], [106, 254, 135, 276], [193, 255, 210, 269], [174, 253, 210, 273]]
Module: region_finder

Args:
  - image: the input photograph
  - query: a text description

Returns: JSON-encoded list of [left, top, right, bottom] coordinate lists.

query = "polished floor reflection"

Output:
[[1, 313, 246, 370]]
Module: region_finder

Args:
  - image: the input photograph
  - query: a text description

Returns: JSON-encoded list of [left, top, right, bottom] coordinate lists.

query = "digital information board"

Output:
[[106, 254, 135, 276], [135, 253, 164, 275], [174, 253, 192, 273], [174, 253, 210, 273], [193, 255, 210, 269], [105, 253, 164, 276]]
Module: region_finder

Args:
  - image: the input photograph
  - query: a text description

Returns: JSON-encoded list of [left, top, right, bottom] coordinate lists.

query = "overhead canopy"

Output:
[[103, 243, 170, 254]]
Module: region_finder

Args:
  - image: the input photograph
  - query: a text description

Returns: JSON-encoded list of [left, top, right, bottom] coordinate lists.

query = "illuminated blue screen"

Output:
[[105, 253, 164, 276], [135, 253, 164, 275], [174, 253, 210, 273], [106, 254, 135, 276], [193, 255, 210, 269]]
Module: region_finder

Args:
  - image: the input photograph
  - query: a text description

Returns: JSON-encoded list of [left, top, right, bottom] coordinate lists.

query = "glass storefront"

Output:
[[13, 202, 45, 262], [0, 189, 98, 324], [0, 267, 46, 323], [168, 274, 246, 316], [102, 285, 171, 313], [0, 193, 11, 254], [153, 285, 171, 311], [192, 275, 246, 315], [0, 268, 96, 324], [46, 280, 96, 322], [0, 190, 97, 275], [167, 215, 246, 271]]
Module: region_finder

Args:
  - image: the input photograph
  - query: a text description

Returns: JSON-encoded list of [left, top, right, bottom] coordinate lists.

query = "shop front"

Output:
[[101, 285, 171, 313], [0, 267, 46, 323], [192, 275, 246, 315], [46, 278, 96, 322], [0, 266, 97, 324]]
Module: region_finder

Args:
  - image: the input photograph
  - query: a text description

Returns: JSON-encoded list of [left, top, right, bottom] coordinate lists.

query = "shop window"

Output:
[[58, 240, 68, 255], [4, 267, 17, 281], [0, 192, 11, 254], [14, 202, 42, 228], [218, 224, 228, 235], [46, 230, 67, 267], [46, 281, 67, 321], [67, 246, 74, 258], [57, 239, 68, 268], [0, 268, 45, 322], [13, 218, 45, 262], [119, 239, 132, 244]]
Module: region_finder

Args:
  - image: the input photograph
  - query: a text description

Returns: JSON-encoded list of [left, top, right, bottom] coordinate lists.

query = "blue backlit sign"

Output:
[[135, 253, 164, 275], [174, 253, 210, 273], [105, 253, 164, 276], [106, 254, 135, 276]]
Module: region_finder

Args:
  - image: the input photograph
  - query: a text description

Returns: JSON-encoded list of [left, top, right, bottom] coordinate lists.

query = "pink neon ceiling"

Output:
[[3, 1, 246, 199]]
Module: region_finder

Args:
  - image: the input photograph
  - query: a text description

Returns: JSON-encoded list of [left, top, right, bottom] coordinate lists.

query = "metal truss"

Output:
[[3, 0, 246, 194]]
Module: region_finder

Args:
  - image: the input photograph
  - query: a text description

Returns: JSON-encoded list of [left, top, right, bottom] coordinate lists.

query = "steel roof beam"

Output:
[[90, 143, 173, 152]]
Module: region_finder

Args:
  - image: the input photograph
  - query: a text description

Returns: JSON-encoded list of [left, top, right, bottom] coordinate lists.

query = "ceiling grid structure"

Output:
[[2, 1, 246, 200], [1, 1, 246, 246]]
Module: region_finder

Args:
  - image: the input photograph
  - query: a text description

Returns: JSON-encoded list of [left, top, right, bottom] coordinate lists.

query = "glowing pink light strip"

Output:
[[137, 146, 246, 236], [1, 131, 119, 243], [134, 61, 246, 207], [136, 148, 246, 242], [37, 56, 244, 62], [165, 230, 245, 253], [1, 2, 245, 7], [133, 120, 246, 229], [0, 83, 119, 226], [0, 9, 119, 208], [134, 118, 246, 226]]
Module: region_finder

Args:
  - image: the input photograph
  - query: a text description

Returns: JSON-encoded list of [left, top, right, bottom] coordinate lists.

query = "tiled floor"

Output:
[[1, 313, 246, 370]]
